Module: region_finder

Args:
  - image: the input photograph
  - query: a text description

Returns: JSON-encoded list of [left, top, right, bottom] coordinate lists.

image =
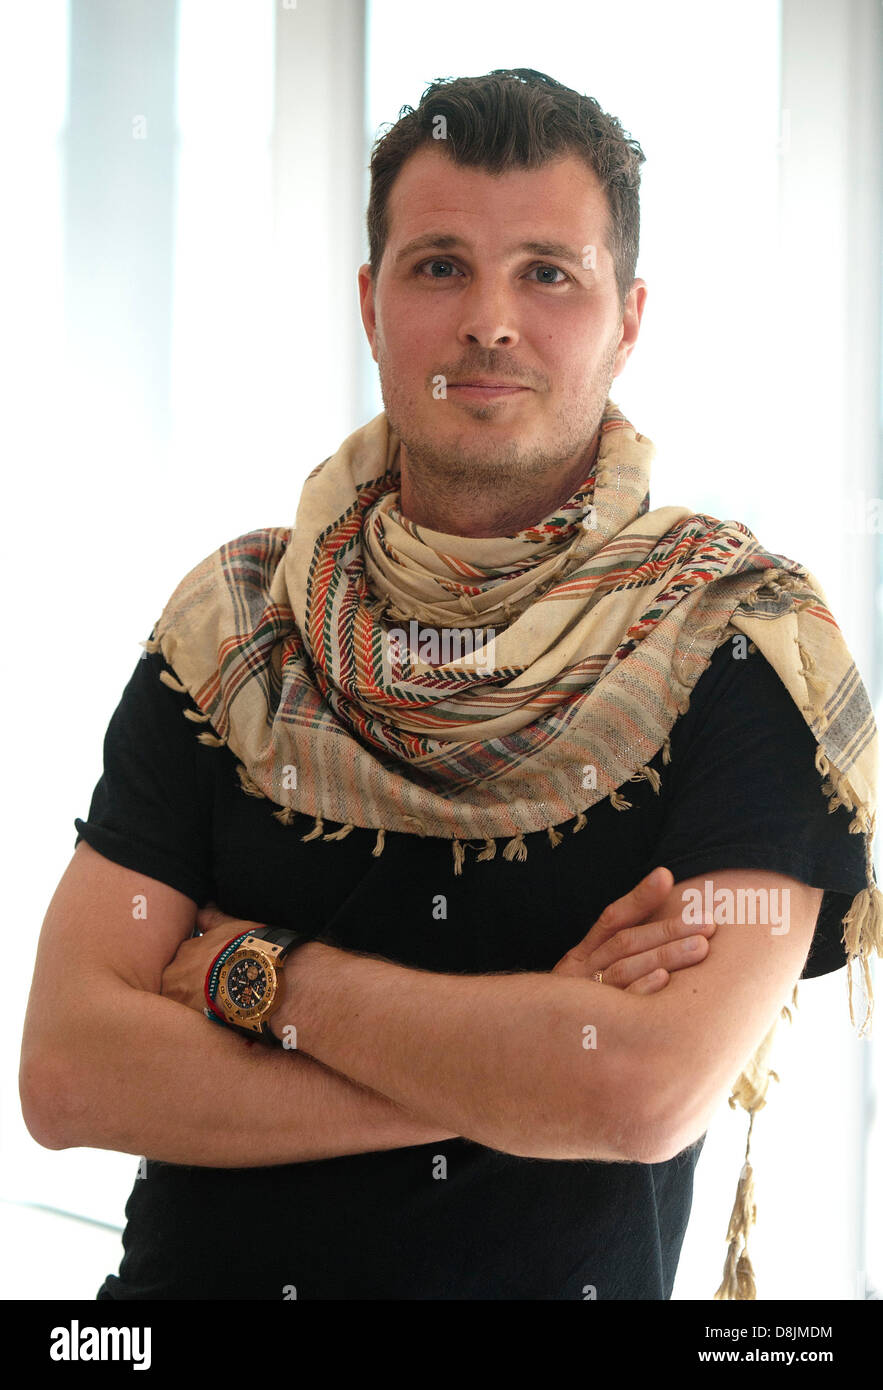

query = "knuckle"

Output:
[[614, 924, 640, 954], [660, 915, 682, 943], [669, 910, 694, 940], [595, 903, 619, 932]]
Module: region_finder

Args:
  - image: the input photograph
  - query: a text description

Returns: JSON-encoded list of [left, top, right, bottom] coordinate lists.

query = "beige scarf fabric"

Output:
[[145, 396, 882, 1299]]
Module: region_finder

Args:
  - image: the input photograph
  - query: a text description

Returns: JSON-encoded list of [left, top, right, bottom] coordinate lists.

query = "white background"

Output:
[[1, 0, 880, 1301]]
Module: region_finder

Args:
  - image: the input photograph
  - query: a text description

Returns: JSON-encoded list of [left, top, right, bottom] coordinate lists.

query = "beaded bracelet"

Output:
[[203, 932, 251, 1023]]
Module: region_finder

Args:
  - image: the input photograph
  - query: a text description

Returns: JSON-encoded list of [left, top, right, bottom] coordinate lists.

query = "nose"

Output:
[[456, 276, 521, 350]]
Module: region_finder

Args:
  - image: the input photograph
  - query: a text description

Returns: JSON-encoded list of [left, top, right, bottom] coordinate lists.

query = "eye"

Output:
[[527, 263, 569, 285], [413, 258, 570, 286], [415, 258, 462, 279]]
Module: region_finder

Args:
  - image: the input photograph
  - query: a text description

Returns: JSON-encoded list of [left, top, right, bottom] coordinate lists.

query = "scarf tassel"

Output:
[[301, 815, 325, 842], [155, 662, 227, 746], [842, 828, 883, 1035], [715, 992, 791, 1302], [236, 765, 266, 799], [324, 823, 355, 841], [155, 662, 215, 729], [150, 656, 223, 745], [451, 838, 466, 875], [502, 832, 528, 862], [628, 764, 662, 795], [714, 1159, 759, 1301], [811, 749, 882, 1034]]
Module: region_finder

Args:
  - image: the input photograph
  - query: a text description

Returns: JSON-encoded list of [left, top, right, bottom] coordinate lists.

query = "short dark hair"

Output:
[[366, 68, 646, 315]]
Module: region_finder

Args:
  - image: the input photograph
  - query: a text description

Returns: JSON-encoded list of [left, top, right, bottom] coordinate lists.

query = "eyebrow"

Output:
[[392, 233, 594, 272]]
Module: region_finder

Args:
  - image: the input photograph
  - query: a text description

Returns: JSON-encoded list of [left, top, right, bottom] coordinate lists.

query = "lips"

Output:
[[450, 380, 529, 389]]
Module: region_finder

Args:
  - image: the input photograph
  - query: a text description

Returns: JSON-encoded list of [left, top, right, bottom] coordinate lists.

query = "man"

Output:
[[20, 69, 878, 1301]]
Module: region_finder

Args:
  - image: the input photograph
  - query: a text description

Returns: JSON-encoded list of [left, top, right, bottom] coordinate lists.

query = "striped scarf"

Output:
[[145, 396, 882, 1300]]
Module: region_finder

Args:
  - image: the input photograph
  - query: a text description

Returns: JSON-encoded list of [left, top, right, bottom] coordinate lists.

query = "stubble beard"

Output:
[[377, 335, 620, 513]]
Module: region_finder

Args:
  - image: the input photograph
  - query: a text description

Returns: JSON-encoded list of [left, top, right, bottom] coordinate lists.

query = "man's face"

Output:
[[358, 142, 645, 503]]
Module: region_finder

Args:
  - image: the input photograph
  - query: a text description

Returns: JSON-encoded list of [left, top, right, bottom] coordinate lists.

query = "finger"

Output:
[[564, 867, 676, 970], [625, 968, 669, 995], [588, 866, 675, 947], [586, 913, 716, 977], [603, 933, 710, 989]]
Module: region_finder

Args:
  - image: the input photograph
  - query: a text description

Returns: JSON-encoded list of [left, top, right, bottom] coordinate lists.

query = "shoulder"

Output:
[[102, 647, 213, 758], [650, 634, 869, 973], [668, 635, 812, 763]]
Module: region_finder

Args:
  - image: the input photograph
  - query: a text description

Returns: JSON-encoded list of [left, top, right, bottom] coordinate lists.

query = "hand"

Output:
[[551, 867, 715, 994], [160, 904, 266, 1015]]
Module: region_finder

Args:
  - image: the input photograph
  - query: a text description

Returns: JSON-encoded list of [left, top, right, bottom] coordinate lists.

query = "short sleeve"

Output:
[[74, 649, 214, 905], [640, 641, 870, 979]]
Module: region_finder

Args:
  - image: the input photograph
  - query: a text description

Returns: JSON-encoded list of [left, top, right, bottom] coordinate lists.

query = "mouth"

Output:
[[448, 382, 530, 402]]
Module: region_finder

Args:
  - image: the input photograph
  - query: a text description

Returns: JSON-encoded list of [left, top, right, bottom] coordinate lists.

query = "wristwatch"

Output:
[[204, 926, 306, 1045]]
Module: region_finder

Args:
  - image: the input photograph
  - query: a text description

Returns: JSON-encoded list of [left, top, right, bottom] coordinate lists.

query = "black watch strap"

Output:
[[247, 925, 305, 958]]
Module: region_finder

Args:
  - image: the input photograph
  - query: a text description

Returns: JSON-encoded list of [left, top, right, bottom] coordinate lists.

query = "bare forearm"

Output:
[[33, 981, 458, 1166], [274, 943, 638, 1161]]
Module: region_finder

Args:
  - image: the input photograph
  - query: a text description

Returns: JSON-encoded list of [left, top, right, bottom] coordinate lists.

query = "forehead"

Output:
[[384, 143, 609, 255]]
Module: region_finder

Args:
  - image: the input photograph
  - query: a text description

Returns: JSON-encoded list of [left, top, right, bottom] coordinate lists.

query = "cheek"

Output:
[[532, 301, 597, 355], [378, 291, 426, 351], [545, 320, 608, 382]]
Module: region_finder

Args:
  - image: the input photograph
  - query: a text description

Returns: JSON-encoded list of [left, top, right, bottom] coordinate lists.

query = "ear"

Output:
[[611, 278, 647, 379], [358, 263, 379, 362]]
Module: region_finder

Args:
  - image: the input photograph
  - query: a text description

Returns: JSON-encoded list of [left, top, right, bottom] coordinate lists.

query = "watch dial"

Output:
[[227, 956, 269, 1011]]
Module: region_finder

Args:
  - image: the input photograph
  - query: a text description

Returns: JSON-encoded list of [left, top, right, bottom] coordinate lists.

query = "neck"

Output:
[[397, 431, 601, 538]]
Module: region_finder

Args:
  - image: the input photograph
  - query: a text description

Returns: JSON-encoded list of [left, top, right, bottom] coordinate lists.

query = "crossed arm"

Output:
[[198, 865, 821, 1162], [20, 841, 822, 1167]]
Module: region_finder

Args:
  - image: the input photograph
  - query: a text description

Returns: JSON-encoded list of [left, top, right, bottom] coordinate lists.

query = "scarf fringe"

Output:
[[153, 636, 683, 864], [324, 822, 355, 841], [159, 670, 187, 694], [502, 832, 528, 862], [301, 815, 325, 842], [236, 765, 266, 799], [714, 995, 791, 1302]]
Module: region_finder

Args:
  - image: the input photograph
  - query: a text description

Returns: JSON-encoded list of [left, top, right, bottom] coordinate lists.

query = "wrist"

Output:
[[268, 939, 331, 1046]]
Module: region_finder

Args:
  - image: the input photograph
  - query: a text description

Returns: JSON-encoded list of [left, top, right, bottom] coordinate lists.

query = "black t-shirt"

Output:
[[75, 638, 865, 1300]]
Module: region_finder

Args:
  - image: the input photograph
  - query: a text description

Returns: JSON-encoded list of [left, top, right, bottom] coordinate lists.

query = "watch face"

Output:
[[220, 946, 279, 1020], [227, 956, 269, 1011]]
